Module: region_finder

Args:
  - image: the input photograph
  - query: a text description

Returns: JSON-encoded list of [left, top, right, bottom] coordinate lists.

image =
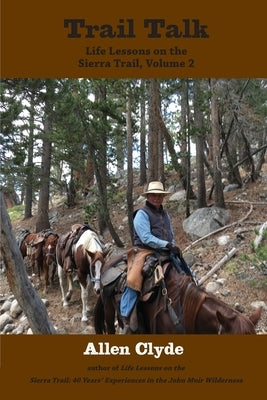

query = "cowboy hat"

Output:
[[141, 181, 171, 196]]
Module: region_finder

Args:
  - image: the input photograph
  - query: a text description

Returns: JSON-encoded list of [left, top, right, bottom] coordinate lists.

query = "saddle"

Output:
[[30, 229, 56, 246], [58, 224, 87, 253], [100, 251, 167, 301], [58, 224, 97, 273], [17, 229, 30, 247]]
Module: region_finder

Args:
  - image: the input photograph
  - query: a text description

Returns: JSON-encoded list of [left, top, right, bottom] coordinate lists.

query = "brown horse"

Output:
[[56, 227, 111, 322], [19, 230, 40, 276], [41, 232, 59, 293], [94, 251, 262, 334], [19, 230, 58, 293]]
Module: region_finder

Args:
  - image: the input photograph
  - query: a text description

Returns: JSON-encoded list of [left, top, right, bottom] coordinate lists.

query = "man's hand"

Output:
[[166, 243, 182, 258]]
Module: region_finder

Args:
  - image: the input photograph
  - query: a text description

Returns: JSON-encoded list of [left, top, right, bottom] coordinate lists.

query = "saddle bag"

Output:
[[101, 261, 127, 297]]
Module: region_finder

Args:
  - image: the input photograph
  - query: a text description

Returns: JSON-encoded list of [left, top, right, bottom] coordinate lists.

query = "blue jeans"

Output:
[[120, 286, 138, 317]]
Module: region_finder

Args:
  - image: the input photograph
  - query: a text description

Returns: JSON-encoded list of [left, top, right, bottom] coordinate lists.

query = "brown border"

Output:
[[1, 0, 267, 77], [1, 335, 266, 396]]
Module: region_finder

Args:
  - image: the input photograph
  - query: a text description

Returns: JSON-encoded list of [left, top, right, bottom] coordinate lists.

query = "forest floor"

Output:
[[2, 165, 267, 334]]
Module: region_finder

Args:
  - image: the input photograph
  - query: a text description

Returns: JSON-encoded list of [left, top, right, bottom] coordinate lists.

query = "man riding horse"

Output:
[[120, 181, 195, 334]]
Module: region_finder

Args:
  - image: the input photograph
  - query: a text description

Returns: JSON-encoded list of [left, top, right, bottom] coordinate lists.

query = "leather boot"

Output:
[[120, 317, 132, 334]]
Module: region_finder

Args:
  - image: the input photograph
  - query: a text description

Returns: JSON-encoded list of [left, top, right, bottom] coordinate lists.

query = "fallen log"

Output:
[[253, 221, 267, 249], [198, 247, 237, 286]]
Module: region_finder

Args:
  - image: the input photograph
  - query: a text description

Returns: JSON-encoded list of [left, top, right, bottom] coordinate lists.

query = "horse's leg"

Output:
[[35, 244, 43, 284], [43, 261, 49, 294], [57, 263, 65, 305], [105, 299, 116, 334], [29, 251, 36, 276], [93, 260, 101, 294], [79, 276, 91, 322], [50, 261, 56, 285], [58, 263, 73, 306]]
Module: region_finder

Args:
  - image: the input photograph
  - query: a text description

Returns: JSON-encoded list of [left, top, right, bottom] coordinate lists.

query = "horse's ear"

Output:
[[249, 306, 262, 326]]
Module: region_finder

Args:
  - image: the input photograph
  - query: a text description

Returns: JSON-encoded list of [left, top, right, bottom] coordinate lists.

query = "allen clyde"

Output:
[[83, 342, 184, 359]]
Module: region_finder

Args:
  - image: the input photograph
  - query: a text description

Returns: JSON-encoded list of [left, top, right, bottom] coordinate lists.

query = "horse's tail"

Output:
[[94, 295, 106, 334]]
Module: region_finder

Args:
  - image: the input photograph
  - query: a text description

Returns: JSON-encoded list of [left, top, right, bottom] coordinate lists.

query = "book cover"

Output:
[[1, 0, 266, 397]]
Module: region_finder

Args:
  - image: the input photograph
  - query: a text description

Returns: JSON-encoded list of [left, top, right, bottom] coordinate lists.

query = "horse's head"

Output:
[[43, 234, 58, 267], [216, 306, 262, 334], [86, 247, 111, 294], [161, 268, 262, 335]]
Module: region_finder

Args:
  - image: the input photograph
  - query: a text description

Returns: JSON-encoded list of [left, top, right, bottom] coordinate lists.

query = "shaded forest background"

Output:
[[1, 78, 266, 245]]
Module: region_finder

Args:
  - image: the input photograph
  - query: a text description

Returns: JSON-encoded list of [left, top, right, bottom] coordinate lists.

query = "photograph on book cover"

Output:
[[1, 0, 266, 397]]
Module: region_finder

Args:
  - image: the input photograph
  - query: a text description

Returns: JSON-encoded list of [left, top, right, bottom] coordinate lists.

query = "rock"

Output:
[[183, 206, 230, 240], [9, 299, 23, 318], [220, 289, 231, 296], [2, 323, 16, 333], [235, 303, 245, 313], [169, 190, 186, 202], [251, 300, 267, 310], [205, 281, 220, 293], [217, 235, 231, 246], [0, 299, 12, 314], [12, 325, 25, 334], [0, 312, 13, 331], [216, 278, 226, 285]]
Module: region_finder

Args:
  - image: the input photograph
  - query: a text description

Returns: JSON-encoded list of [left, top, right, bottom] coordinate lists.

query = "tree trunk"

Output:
[[139, 79, 147, 185], [24, 93, 34, 219], [148, 79, 163, 182], [179, 79, 196, 200], [255, 129, 267, 176], [126, 91, 134, 244], [36, 115, 52, 232], [193, 79, 207, 208], [0, 191, 56, 334], [36, 82, 54, 232], [90, 83, 123, 247], [65, 169, 76, 207], [180, 79, 190, 197], [210, 79, 225, 208]]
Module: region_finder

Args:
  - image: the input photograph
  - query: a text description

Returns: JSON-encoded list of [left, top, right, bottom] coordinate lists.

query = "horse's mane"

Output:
[[178, 275, 206, 333]]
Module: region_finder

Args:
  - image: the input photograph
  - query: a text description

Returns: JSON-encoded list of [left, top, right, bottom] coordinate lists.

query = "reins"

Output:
[[151, 265, 187, 333]]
